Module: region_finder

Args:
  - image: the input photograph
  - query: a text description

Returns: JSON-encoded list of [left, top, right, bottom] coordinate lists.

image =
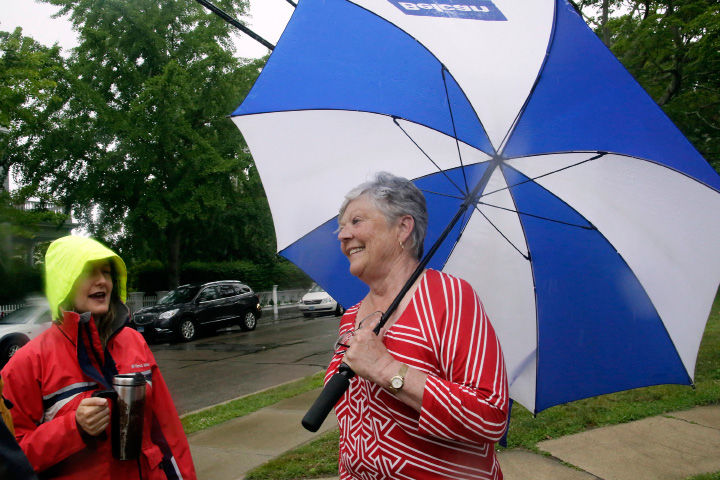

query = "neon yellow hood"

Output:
[[45, 235, 127, 320]]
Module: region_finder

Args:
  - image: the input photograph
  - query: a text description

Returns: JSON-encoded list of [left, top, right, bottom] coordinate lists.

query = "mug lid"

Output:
[[113, 372, 146, 387]]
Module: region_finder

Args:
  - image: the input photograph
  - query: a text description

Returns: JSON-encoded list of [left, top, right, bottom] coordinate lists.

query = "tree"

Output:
[[13, 0, 272, 286], [579, 0, 720, 173], [0, 29, 74, 301], [0, 28, 67, 188]]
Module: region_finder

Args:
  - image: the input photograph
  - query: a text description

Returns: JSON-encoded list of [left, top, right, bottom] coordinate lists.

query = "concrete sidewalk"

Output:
[[188, 389, 720, 480]]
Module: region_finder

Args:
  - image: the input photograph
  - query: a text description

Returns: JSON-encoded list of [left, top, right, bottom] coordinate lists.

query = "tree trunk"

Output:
[[601, 0, 610, 46], [167, 226, 181, 288]]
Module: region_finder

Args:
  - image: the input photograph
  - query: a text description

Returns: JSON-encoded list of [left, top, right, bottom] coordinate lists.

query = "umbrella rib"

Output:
[[420, 190, 466, 201], [477, 201, 596, 230], [393, 117, 467, 197], [441, 66, 469, 193], [483, 152, 606, 197], [472, 204, 531, 260]]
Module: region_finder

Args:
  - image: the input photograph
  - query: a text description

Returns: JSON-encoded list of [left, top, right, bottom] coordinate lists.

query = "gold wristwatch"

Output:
[[388, 364, 408, 394]]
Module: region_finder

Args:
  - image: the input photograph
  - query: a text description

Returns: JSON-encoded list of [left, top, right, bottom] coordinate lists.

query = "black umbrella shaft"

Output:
[[302, 161, 500, 432], [195, 0, 276, 51]]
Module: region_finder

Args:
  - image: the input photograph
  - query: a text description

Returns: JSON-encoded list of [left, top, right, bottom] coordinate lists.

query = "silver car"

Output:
[[298, 284, 345, 318], [0, 298, 52, 368]]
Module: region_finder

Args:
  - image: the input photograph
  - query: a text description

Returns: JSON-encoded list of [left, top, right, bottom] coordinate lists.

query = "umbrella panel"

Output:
[[502, 165, 689, 411]]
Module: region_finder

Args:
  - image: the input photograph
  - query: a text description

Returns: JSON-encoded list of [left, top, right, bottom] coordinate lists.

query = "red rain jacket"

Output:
[[1, 308, 196, 479]]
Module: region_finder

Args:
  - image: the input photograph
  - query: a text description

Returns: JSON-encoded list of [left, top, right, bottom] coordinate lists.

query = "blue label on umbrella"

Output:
[[388, 0, 507, 20]]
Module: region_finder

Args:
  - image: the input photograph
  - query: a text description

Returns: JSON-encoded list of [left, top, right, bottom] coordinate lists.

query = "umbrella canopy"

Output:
[[231, 0, 720, 414]]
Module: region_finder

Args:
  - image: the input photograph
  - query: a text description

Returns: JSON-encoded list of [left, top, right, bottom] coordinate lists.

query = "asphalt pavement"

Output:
[[185, 385, 720, 480]]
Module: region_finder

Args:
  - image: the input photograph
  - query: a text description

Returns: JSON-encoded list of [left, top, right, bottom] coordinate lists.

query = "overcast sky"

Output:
[[0, 0, 294, 58]]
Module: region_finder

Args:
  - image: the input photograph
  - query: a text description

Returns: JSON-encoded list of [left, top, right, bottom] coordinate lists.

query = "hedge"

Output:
[[128, 258, 313, 294], [0, 259, 43, 304]]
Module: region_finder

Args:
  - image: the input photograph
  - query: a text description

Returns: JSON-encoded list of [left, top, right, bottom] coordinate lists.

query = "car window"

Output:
[[309, 284, 325, 293], [219, 285, 236, 298], [197, 287, 219, 302], [159, 286, 200, 305], [239, 285, 251, 294]]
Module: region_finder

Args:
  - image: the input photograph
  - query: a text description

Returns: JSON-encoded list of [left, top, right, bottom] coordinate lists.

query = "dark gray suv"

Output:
[[131, 280, 262, 342]]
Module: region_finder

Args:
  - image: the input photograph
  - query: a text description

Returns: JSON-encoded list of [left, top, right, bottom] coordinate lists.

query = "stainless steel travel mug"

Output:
[[111, 373, 146, 460]]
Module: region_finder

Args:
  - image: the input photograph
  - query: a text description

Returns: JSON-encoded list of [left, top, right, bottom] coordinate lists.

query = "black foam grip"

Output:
[[92, 389, 117, 400], [301, 371, 350, 432]]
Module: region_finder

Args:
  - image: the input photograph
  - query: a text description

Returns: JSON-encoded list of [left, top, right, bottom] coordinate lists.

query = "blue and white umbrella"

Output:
[[231, 0, 720, 414]]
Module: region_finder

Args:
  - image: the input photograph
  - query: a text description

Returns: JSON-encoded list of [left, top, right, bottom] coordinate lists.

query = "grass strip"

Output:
[[245, 430, 340, 480], [685, 473, 720, 480], [181, 371, 325, 435]]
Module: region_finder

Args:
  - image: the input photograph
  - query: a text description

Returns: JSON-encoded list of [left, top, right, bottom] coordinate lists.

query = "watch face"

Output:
[[391, 377, 403, 389]]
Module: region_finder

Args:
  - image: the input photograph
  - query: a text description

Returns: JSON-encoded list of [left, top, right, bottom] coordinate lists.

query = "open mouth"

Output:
[[88, 292, 107, 300], [348, 247, 364, 256]]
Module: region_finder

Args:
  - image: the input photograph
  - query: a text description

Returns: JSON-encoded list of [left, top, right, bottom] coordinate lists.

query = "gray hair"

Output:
[[339, 172, 428, 259]]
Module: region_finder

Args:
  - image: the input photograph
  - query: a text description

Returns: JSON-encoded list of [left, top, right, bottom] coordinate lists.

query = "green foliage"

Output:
[[128, 257, 312, 293], [0, 28, 67, 190], [0, 191, 69, 302], [7, 0, 276, 286], [0, 255, 42, 304], [180, 258, 312, 291], [127, 259, 166, 294], [582, 0, 720, 172]]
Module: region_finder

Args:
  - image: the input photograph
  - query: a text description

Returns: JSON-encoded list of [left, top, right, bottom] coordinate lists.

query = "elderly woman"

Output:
[[1, 236, 196, 479], [327, 172, 508, 479]]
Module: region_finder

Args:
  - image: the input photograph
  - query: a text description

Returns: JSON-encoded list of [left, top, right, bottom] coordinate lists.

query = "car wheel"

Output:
[[240, 311, 257, 331], [1, 336, 29, 366], [335, 304, 345, 316], [177, 318, 197, 342]]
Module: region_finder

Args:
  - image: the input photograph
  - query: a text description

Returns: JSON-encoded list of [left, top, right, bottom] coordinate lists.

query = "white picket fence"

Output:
[[257, 288, 306, 307], [0, 303, 25, 318]]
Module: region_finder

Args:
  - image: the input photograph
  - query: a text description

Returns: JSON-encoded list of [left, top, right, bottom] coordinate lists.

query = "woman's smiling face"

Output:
[[337, 195, 402, 283], [73, 260, 113, 316]]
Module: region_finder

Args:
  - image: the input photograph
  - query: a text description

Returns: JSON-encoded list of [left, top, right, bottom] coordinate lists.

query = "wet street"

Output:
[[151, 313, 340, 414]]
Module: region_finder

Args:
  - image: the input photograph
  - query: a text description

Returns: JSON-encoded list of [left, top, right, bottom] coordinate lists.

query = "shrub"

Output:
[[127, 259, 167, 294], [0, 257, 43, 303], [127, 258, 312, 293]]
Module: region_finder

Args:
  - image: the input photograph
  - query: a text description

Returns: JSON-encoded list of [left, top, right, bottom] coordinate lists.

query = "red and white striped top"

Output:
[[326, 269, 509, 479]]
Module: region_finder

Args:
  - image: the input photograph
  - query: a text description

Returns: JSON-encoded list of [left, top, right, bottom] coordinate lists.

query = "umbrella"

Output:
[[230, 0, 720, 417]]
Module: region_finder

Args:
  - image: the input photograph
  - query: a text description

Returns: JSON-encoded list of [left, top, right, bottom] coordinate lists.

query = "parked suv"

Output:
[[131, 280, 262, 342]]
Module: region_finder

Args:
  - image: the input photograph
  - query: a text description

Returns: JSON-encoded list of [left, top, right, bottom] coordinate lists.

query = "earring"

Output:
[[399, 239, 405, 250]]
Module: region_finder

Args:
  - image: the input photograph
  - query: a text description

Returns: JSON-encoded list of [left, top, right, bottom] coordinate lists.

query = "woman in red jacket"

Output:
[[1, 235, 196, 479]]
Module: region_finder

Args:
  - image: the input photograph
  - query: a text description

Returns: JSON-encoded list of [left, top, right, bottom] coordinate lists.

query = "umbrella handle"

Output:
[[301, 363, 355, 432]]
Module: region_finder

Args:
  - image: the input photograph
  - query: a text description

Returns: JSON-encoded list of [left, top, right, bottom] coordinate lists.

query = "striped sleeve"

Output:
[[417, 273, 509, 443]]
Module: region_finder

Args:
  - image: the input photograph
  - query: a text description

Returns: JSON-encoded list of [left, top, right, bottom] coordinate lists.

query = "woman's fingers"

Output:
[[76, 397, 110, 436], [345, 324, 394, 383]]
